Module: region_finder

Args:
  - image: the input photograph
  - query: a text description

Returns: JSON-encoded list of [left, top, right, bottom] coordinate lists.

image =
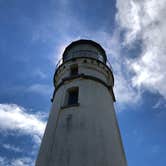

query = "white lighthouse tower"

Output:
[[36, 39, 127, 166]]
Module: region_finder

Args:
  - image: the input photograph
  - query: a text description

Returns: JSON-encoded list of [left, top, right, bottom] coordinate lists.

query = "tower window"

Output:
[[68, 87, 78, 105], [70, 64, 78, 76], [64, 87, 79, 106]]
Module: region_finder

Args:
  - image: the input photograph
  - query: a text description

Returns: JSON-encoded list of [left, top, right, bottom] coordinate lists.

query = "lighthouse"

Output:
[[36, 40, 127, 166]]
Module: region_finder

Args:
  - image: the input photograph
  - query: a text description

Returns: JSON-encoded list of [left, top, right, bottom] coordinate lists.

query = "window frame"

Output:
[[63, 87, 79, 108], [70, 64, 78, 76]]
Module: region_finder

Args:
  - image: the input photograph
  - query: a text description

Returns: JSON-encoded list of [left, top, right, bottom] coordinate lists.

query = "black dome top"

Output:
[[62, 39, 107, 63]]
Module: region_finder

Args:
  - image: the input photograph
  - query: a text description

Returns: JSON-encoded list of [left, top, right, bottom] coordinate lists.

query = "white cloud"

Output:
[[2, 144, 22, 153], [116, 0, 141, 44], [84, 30, 141, 104], [0, 156, 34, 166], [0, 104, 46, 144], [114, 73, 140, 104], [116, 0, 166, 99], [11, 157, 34, 166], [153, 98, 166, 109]]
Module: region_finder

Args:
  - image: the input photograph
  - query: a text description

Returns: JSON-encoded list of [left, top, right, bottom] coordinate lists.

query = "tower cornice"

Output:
[[53, 56, 114, 87]]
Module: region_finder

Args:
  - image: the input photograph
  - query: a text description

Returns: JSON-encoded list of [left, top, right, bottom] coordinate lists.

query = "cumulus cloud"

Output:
[[116, 0, 166, 99], [11, 157, 34, 166], [0, 156, 34, 166], [114, 73, 140, 104], [2, 144, 22, 153], [0, 104, 46, 144]]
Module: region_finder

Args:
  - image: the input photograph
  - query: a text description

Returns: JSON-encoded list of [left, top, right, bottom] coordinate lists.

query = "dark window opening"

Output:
[[67, 87, 79, 105], [70, 64, 78, 76], [83, 59, 87, 63]]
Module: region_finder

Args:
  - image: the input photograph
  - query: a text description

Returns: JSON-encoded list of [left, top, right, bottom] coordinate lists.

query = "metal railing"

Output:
[[55, 51, 113, 71], [63, 50, 104, 62]]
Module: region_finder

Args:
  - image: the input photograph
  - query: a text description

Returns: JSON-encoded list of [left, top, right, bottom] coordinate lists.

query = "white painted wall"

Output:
[[36, 44, 126, 166]]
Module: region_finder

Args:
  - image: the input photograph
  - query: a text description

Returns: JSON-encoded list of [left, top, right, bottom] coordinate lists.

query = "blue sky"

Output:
[[0, 0, 166, 165]]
